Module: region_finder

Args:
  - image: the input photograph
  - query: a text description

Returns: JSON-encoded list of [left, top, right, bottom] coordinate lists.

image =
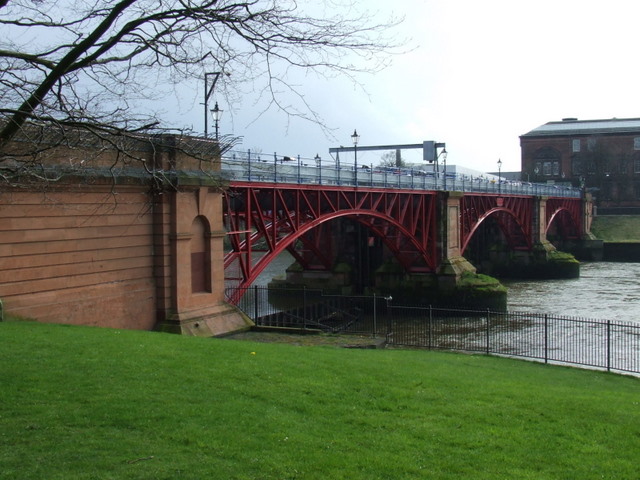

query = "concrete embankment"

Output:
[[601, 243, 640, 261]]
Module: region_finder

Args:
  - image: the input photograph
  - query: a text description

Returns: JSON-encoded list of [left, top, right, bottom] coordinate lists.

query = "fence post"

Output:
[[607, 320, 611, 372], [373, 293, 377, 338], [385, 296, 393, 343], [253, 285, 259, 323], [303, 286, 307, 331], [428, 305, 433, 350], [486, 309, 491, 354], [544, 314, 548, 364]]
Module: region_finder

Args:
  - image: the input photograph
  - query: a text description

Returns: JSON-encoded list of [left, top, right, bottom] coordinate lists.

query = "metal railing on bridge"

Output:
[[230, 286, 640, 376], [220, 150, 581, 198]]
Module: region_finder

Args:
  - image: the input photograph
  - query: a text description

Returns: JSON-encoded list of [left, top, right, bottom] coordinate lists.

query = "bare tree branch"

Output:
[[0, 0, 404, 184]]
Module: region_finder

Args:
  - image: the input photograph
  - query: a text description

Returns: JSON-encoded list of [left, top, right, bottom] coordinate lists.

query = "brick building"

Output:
[[520, 117, 640, 210]]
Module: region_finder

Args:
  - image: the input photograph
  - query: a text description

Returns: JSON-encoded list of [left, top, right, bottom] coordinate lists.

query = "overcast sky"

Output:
[[166, 0, 640, 174]]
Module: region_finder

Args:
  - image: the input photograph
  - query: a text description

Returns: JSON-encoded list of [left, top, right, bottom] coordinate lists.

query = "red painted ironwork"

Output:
[[224, 179, 586, 304], [224, 182, 438, 300], [545, 197, 582, 238], [460, 195, 534, 254]]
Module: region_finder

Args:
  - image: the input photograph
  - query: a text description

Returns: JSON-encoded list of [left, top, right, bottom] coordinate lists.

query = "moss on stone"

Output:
[[547, 250, 579, 264], [286, 261, 304, 272], [333, 262, 352, 273], [375, 259, 405, 273], [458, 272, 507, 293]]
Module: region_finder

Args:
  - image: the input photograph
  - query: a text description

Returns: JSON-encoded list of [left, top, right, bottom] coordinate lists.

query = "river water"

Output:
[[505, 262, 640, 324], [255, 254, 640, 324]]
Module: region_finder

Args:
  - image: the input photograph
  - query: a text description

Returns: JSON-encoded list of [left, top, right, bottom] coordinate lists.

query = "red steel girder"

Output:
[[223, 183, 438, 299], [460, 195, 534, 254], [545, 197, 582, 238]]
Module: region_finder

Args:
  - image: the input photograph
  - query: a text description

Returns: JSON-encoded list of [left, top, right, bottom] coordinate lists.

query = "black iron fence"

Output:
[[229, 286, 389, 335], [387, 305, 640, 375], [228, 286, 640, 376]]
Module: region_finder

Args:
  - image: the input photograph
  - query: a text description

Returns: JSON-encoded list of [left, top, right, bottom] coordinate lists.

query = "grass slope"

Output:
[[591, 215, 640, 242], [1, 321, 639, 479]]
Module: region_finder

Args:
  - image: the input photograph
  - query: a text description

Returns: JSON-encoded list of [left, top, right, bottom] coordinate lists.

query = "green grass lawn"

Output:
[[591, 215, 640, 242], [1, 321, 639, 479]]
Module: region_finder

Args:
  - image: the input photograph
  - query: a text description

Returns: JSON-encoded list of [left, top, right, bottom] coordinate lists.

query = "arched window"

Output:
[[534, 147, 561, 177], [190, 216, 211, 293]]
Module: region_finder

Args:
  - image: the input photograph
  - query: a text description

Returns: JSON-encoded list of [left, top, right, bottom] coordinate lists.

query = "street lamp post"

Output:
[[203, 72, 221, 138], [438, 148, 448, 190], [211, 102, 223, 140], [315, 154, 322, 184], [351, 129, 360, 186], [497, 158, 502, 194]]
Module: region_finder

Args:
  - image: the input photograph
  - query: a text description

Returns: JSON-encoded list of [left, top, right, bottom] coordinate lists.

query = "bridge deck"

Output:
[[221, 153, 581, 198]]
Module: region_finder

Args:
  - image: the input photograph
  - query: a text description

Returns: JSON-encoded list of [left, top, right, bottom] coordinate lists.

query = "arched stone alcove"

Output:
[[190, 215, 211, 293]]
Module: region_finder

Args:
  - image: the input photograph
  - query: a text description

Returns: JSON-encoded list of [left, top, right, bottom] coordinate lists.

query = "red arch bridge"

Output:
[[222, 152, 590, 304]]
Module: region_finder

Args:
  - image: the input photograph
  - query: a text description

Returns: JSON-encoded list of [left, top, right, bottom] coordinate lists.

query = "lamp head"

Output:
[[211, 102, 223, 122], [351, 129, 360, 146]]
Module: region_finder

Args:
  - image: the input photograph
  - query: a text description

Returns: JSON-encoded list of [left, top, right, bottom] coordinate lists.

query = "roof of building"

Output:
[[521, 117, 640, 137]]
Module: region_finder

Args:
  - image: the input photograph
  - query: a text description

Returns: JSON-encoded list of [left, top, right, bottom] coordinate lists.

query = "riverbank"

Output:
[[591, 215, 640, 242], [591, 215, 640, 261]]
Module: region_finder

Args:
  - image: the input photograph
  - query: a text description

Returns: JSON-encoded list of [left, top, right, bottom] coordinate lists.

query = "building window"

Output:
[[635, 137, 640, 150], [572, 139, 581, 152], [571, 155, 582, 175], [538, 161, 560, 176], [634, 154, 640, 174], [588, 138, 597, 151], [618, 157, 630, 175], [533, 146, 561, 177]]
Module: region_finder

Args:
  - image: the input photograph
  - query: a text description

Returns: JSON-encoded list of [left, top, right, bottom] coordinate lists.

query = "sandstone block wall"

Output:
[[0, 186, 157, 329], [0, 131, 249, 334]]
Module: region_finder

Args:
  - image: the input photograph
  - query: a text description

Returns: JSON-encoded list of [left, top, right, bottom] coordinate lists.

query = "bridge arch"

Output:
[[461, 207, 532, 255], [233, 210, 433, 287], [545, 198, 582, 241], [546, 207, 581, 243], [224, 184, 438, 300], [460, 195, 534, 257]]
